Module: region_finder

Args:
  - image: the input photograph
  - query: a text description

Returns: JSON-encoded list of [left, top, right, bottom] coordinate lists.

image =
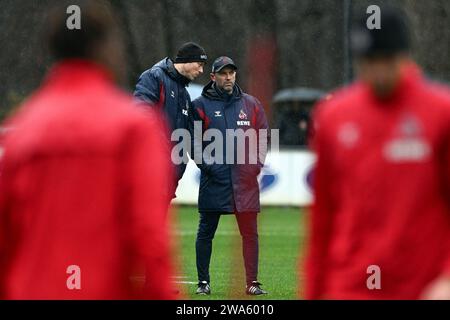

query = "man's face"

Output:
[[181, 62, 205, 81], [357, 54, 408, 99], [211, 67, 236, 94]]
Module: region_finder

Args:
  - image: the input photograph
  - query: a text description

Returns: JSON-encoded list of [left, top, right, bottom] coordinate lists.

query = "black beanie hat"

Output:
[[174, 42, 208, 64], [351, 7, 411, 58]]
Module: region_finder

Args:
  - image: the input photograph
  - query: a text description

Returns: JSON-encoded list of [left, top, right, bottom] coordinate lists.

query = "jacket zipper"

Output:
[[223, 101, 239, 213]]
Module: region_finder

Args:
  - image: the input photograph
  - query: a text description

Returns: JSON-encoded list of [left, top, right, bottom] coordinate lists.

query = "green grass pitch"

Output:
[[172, 206, 306, 300]]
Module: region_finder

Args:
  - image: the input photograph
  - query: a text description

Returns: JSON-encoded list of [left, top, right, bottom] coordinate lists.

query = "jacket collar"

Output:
[[363, 61, 423, 105], [201, 81, 243, 102], [157, 57, 191, 87], [44, 59, 115, 88]]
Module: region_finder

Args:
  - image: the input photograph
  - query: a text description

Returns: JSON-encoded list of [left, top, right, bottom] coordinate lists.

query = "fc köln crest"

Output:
[[239, 109, 247, 120]]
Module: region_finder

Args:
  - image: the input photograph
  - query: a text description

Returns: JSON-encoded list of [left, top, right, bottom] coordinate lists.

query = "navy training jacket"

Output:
[[191, 81, 269, 214], [134, 58, 192, 195]]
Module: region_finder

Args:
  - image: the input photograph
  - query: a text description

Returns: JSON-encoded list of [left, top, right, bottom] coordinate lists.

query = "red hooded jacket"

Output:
[[0, 60, 175, 299], [306, 63, 450, 299]]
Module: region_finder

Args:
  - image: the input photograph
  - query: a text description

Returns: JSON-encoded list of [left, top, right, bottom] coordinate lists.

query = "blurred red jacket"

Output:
[[306, 63, 450, 299], [0, 60, 175, 300]]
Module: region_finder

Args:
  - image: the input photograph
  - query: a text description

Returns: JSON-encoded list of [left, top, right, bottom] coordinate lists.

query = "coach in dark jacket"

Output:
[[134, 42, 207, 197], [191, 56, 269, 296]]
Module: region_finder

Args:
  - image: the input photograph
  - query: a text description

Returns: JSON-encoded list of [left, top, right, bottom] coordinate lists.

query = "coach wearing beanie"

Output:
[[134, 42, 208, 199]]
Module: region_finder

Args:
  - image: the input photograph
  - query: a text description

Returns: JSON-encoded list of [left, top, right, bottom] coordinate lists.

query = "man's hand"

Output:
[[421, 276, 450, 300]]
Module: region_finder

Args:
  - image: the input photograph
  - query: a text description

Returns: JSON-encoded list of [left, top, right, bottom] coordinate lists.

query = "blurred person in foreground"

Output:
[[0, 1, 175, 299], [305, 7, 450, 300]]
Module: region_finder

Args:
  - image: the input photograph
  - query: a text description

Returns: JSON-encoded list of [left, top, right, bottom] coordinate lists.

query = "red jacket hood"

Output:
[[43, 59, 115, 90]]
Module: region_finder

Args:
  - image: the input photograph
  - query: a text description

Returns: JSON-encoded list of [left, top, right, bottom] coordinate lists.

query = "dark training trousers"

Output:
[[196, 212, 259, 285]]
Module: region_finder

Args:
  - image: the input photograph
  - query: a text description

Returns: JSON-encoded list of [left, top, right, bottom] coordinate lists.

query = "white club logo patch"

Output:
[[239, 109, 248, 120], [338, 122, 360, 148], [237, 109, 250, 126], [383, 114, 431, 163]]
